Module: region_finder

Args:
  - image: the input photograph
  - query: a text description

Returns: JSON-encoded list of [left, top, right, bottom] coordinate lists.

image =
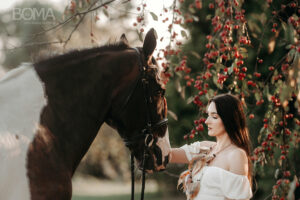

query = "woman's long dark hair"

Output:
[[209, 93, 252, 186]]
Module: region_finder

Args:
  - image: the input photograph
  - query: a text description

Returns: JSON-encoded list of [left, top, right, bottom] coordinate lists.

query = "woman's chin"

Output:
[[208, 131, 214, 136]]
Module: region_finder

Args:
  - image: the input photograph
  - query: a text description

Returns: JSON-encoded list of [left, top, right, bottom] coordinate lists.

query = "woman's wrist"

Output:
[[168, 149, 173, 163]]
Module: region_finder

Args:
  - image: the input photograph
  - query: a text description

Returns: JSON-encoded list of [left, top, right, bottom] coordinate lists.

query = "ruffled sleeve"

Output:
[[219, 169, 253, 200], [180, 142, 202, 161]]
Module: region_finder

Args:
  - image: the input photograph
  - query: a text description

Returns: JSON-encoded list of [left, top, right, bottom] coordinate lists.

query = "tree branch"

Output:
[[2, 0, 119, 51]]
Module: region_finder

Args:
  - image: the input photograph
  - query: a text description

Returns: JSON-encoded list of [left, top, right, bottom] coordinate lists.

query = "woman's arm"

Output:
[[169, 148, 189, 164], [169, 141, 216, 164]]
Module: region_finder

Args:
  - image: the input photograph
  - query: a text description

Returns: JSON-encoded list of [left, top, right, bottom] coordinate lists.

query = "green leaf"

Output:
[[205, 14, 212, 21], [188, 7, 196, 14], [282, 21, 288, 32], [186, 96, 194, 104], [255, 92, 260, 101], [279, 84, 293, 104], [181, 30, 188, 38], [228, 63, 234, 75], [180, 86, 186, 99], [175, 79, 182, 93], [137, 31, 143, 42], [149, 12, 158, 21], [287, 49, 296, 63], [167, 110, 178, 121], [190, 51, 201, 59], [103, 8, 109, 17], [264, 85, 270, 99]]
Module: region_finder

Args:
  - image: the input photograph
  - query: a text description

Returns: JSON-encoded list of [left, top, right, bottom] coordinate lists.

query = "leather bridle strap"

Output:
[[129, 47, 168, 200], [131, 153, 135, 200], [130, 47, 150, 200]]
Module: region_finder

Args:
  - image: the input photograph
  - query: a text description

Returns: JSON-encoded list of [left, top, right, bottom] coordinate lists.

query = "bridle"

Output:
[[114, 47, 168, 200]]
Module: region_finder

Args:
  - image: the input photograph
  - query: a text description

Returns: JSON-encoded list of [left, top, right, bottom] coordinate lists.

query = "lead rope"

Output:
[[141, 145, 146, 200], [130, 147, 147, 200], [131, 153, 135, 200]]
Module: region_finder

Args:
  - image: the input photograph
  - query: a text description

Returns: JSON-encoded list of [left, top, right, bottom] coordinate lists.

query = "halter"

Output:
[[121, 47, 168, 200]]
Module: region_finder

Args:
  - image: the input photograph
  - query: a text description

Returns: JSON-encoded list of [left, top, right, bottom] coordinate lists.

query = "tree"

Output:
[[154, 0, 299, 199]]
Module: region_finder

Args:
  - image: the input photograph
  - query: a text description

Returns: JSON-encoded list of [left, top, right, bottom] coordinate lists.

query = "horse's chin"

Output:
[[137, 162, 165, 173]]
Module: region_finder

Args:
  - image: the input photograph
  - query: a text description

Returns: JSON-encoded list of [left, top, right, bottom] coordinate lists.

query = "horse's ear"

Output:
[[120, 33, 129, 45], [143, 28, 157, 58]]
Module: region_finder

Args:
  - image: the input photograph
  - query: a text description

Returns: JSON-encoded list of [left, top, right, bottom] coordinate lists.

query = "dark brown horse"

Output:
[[0, 28, 169, 200]]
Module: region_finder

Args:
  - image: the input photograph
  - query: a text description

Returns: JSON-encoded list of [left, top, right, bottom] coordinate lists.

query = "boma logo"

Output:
[[12, 8, 56, 21]]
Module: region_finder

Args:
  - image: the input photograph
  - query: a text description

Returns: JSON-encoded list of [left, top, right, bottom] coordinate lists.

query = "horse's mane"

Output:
[[34, 41, 129, 69], [34, 40, 165, 88]]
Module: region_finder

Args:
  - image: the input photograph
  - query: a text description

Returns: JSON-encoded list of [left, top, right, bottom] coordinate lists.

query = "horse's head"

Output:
[[106, 28, 170, 172]]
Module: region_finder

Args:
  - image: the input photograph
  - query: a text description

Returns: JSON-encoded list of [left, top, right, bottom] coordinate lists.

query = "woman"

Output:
[[166, 94, 253, 200]]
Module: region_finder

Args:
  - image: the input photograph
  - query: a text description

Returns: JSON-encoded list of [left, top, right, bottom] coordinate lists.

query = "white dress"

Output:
[[180, 142, 253, 200]]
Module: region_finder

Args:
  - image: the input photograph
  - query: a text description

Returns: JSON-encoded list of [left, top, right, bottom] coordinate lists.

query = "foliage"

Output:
[[148, 0, 300, 199]]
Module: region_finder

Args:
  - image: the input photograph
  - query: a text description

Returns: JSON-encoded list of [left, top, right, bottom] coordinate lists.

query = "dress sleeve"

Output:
[[219, 170, 253, 200], [179, 141, 201, 161]]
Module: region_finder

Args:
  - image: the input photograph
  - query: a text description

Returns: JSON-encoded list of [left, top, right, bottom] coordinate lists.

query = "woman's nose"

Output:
[[205, 118, 209, 124]]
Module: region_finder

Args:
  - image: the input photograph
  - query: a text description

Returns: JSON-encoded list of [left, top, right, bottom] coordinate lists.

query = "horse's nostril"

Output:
[[145, 169, 153, 174]]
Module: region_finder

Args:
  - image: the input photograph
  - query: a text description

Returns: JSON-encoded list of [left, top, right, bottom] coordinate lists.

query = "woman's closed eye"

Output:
[[207, 114, 218, 119]]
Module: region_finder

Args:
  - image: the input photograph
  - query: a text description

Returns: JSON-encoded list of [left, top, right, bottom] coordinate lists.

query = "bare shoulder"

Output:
[[227, 147, 248, 176], [199, 141, 216, 148]]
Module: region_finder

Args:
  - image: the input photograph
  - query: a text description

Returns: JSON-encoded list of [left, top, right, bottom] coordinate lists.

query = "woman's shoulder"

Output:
[[227, 147, 247, 159], [226, 147, 248, 176]]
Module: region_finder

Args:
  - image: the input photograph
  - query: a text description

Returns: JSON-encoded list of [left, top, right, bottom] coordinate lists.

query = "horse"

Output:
[[0, 28, 170, 200]]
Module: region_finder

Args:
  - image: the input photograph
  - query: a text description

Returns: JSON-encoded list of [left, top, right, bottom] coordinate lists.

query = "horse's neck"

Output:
[[34, 61, 113, 172], [33, 50, 138, 173]]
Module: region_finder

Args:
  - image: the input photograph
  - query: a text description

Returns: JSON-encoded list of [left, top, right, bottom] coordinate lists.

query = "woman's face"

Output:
[[205, 102, 227, 137]]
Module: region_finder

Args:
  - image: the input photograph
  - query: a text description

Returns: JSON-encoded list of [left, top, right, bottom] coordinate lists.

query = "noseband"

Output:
[[120, 47, 168, 200]]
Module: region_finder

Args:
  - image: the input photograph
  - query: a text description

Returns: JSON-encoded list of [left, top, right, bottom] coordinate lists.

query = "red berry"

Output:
[[280, 155, 286, 160], [249, 114, 255, 119], [254, 72, 261, 78], [279, 121, 284, 126], [196, 124, 204, 131]]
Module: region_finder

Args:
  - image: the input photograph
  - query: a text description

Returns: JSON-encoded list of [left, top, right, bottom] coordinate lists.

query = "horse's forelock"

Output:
[[148, 62, 166, 89]]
